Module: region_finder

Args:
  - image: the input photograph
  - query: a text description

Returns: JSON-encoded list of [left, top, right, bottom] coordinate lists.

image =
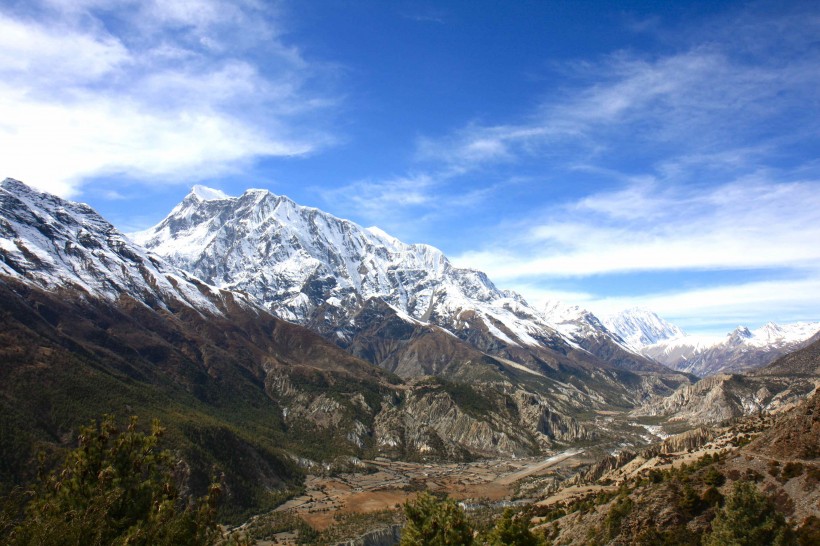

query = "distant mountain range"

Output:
[[1, 177, 818, 517], [133, 186, 819, 380], [601, 307, 820, 377]]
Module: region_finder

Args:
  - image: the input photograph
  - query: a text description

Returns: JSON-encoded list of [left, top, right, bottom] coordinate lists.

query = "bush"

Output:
[[782, 462, 804, 481], [603, 496, 633, 541], [703, 467, 725, 487], [703, 481, 794, 546], [701, 486, 724, 508], [5, 415, 247, 546], [796, 515, 820, 546], [401, 493, 474, 546], [677, 483, 703, 518], [486, 508, 542, 546]]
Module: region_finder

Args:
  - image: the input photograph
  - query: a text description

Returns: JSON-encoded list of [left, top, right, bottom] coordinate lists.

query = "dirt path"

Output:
[[496, 449, 584, 485]]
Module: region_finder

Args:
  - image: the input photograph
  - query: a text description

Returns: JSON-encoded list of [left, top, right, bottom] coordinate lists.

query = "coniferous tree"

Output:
[[400, 492, 474, 546], [703, 480, 794, 546], [486, 508, 542, 546], [7, 415, 248, 546]]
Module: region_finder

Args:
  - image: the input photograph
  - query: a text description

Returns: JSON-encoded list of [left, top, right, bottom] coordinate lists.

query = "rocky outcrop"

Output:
[[750, 387, 820, 458], [651, 426, 715, 454], [635, 373, 817, 425], [373, 387, 534, 459], [512, 390, 590, 443]]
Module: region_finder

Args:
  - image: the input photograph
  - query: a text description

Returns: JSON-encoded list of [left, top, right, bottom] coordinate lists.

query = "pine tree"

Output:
[[7, 415, 248, 546], [400, 492, 474, 545], [486, 508, 542, 546], [703, 480, 794, 546]]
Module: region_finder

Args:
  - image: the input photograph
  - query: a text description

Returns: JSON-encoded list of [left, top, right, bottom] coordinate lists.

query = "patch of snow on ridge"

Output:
[[496, 357, 545, 378], [0, 178, 243, 317], [191, 185, 230, 201]]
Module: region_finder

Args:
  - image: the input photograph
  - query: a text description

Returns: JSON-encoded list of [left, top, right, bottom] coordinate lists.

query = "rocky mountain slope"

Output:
[[133, 186, 690, 402], [532, 387, 820, 545], [0, 179, 602, 516], [634, 336, 820, 426]]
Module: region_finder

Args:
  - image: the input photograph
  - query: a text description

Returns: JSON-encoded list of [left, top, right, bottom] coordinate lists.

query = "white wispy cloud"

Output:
[[418, 45, 818, 173], [453, 176, 820, 278], [327, 174, 437, 213], [584, 277, 820, 334], [400, 5, 820, 330], [0, 0, 335, 197], [448, 174, 820, 333], [415, 5, 819, 176]]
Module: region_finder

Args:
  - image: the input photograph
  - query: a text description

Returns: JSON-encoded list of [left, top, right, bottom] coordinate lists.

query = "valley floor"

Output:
[[274, 449, 589, 531]]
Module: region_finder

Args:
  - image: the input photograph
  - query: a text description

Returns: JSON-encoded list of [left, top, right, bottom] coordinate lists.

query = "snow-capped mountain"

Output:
[[133, 185, 509, 330], [541, 301, 673, 374], [134, 186, 679, 380], [133, 187, 563, 349], [603, 308, 685, 349], [543, 300, 613, 341], [601, 305, 820, 376], [0, 178, 252, 316], [2, 178, 592, 459], [0, 179, 646, 458], [641, 321, 820, 377]]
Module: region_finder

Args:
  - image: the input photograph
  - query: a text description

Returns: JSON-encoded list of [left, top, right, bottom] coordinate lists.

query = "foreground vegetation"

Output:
[[0, 416, 250, 545], [1, 390, 817, 545], [529, 450, 819, 545]]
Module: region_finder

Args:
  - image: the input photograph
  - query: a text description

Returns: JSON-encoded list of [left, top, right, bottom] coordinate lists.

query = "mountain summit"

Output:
[[642, 321, 820, 376], [603, 307, 685, 349], [135, 185, 687, 388]]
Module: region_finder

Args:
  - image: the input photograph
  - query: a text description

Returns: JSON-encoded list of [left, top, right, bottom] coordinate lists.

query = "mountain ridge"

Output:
[[0, 178, 609, 517], [642, 321, 820, 377], [603, 307, 685, 349], [134, 185, 685, 389]]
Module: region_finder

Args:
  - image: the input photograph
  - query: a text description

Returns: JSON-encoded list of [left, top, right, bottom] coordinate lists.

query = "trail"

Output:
[[496, 449, 584, 485]]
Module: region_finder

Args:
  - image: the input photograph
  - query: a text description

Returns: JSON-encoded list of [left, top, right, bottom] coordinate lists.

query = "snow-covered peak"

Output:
[[747, 321, 820, 348], [191, 185, 230, 201], [604, 307, 685, 349], [365, 226, 403, 246], [0, 179, 251, 317], [541, 299, 631, 350], [641, 320, 820, 376], [543, 300, 588, 324], [728, 326, 753, 344], [134, 184, 593, 353]]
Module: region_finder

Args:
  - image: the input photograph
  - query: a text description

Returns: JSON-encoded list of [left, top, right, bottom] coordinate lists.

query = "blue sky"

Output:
[[1, 0, 819, 334]]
